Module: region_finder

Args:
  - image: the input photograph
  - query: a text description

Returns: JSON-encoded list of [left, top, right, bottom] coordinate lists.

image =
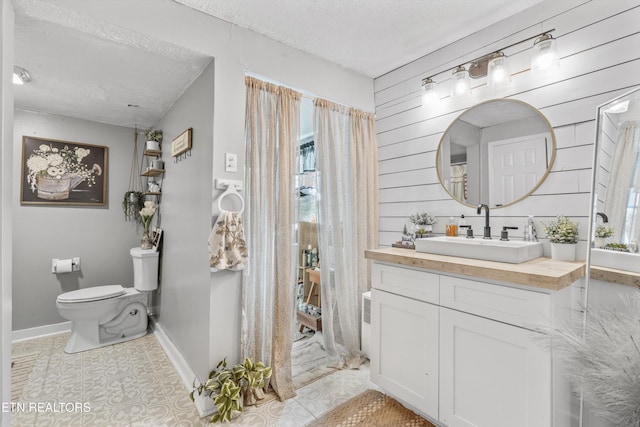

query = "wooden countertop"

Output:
[[365, 247, 586, 291], [590, 266, 640, 288]]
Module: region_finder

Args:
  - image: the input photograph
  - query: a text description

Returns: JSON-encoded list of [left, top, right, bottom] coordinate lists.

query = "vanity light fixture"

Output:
[[487, 52, 511, 90], [421, 77, 438, 106], [13, 66, 31, 85], [450, 66, 471, 98], [420, 29, 558, 106], [531, 33, 560, 73]]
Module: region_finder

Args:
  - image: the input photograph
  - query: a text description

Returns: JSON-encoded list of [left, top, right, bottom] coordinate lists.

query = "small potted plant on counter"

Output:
[[594, 224, 614, 248], [543, 215, 579, 261], [409, 211, 437, 238]]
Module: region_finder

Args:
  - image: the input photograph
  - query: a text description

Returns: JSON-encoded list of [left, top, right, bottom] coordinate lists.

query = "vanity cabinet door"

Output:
[[371, 289, 438, 418], [439, 308, 551, 427]]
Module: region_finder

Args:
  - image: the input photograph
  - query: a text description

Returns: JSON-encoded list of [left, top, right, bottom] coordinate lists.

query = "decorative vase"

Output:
[[146, 140, 161, 151], [550, 242, 576, 261], [594, 237, 606, 248], [36, 174, 71, 200], [141, 229, 153, 249], [424, 224, 433, 235]]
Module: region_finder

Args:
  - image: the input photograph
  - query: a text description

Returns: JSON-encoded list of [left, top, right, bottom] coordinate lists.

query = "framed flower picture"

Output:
[[20, 136, 108, 206]]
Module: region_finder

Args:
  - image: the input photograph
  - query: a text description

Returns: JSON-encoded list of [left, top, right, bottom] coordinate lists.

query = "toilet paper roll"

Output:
[[56, 259, 74, 274]]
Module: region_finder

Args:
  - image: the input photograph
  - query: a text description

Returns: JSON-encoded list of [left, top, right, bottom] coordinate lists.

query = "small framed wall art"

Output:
[[20, 136, 108, 206], [171, 128, 192, 158]]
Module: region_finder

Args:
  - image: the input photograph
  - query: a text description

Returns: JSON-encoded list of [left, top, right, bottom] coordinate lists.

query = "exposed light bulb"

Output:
[[487, 52, 511, 90], [532, 34, 560, 72], [421, 78, 438, 107], [13, 66, 31, 85], [450, 66, 471, 98]]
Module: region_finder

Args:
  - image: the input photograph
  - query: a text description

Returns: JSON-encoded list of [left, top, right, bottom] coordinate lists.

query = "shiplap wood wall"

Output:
[[374, 0, 640, 259]]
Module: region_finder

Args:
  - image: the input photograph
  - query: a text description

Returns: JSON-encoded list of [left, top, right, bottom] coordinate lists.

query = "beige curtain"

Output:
[[242, 76, 300, 400], [605, 121, 640, 243], [314, 98, 379, 368]]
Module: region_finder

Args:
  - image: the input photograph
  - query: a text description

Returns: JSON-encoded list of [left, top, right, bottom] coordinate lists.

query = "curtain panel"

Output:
[[242, 76, 301, 400], [313, 98, 379, 369], [605, 121, 640, 244]]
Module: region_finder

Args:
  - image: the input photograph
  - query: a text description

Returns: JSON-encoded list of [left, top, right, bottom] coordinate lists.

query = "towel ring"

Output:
[[216, 185, 245, 214]]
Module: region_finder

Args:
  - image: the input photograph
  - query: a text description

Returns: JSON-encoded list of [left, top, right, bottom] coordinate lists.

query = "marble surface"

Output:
[[11, 332, 374, 426]]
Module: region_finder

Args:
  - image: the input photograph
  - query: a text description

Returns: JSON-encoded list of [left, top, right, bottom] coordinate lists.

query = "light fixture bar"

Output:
[[422, 29, 556, 83]]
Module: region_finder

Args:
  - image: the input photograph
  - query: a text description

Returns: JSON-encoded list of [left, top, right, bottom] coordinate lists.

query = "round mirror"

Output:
[[436, 99, 556, 208]]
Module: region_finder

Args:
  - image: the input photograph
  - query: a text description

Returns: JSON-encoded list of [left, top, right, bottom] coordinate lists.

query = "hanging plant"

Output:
[[123, 126, 145, 223], [122, 190, 145, 223]]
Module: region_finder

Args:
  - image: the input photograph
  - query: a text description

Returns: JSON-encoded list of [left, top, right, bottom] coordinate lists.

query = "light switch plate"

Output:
[[225, 153, 238, 173]]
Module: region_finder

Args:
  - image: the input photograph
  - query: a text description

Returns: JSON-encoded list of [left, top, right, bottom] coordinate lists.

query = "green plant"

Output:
[[409, 212, 436, 226], [595, 224, 614, 238], [543, 215, 579, 244], [190, 357, 272, 424], [604, 242, 629, 252], [233, 358, 272, 406], [145, 129, 163, 142], [122, 191, 145, 223]]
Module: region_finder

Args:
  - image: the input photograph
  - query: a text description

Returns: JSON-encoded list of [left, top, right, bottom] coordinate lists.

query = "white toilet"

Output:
[[56, 248, 159, 353]]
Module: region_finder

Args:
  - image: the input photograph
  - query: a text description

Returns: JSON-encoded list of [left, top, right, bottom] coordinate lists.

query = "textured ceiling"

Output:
[[175, 0, 541, 78], [12, 0, 541, 129], [13, 0, 212, 128]]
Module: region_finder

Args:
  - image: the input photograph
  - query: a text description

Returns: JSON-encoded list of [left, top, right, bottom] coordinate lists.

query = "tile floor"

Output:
[[11, 332, 373, 426]]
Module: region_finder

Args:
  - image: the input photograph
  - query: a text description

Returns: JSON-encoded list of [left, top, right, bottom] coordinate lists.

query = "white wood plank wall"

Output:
[[373, 0, 640, 259]]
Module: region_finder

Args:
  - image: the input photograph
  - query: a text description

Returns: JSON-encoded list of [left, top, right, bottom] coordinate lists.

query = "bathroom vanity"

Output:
[[365, 248, 585, 427]]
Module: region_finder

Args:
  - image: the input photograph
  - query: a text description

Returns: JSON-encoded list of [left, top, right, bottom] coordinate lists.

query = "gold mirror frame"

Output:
[[436, 99, 556, 209]]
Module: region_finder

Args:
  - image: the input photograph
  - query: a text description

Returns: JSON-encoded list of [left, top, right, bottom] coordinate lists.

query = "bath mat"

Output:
[[292, 333, 337, 389], [11, 352, 38, 401], [306, 389, 436, 427]]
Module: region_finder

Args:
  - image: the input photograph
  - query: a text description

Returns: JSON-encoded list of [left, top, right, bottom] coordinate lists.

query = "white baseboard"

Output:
[[149, 317, 215, 418], [12, 321, 70, 342]]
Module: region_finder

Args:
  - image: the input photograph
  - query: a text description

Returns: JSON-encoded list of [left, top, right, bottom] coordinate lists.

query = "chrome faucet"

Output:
[[596, 212, 609, 223], [477, 204, 491, 239]]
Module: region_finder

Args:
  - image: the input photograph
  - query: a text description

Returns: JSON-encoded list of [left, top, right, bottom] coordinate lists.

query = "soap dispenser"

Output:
[[524, 215, 538, 242], [446, 217, 458, 236]]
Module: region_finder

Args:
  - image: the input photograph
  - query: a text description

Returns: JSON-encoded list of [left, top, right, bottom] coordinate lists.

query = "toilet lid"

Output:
[[57, 285, 126, 303]]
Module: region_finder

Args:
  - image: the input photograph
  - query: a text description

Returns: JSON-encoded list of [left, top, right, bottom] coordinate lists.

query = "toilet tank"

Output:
[[130, 248, 159, 291]]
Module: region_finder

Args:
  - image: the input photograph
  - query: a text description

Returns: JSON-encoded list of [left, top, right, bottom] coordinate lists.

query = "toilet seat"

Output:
[[57, 285, 126, 303]]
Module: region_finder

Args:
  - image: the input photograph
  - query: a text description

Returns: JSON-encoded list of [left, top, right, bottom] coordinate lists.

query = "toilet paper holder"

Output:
[[51, 258, 81, 274]]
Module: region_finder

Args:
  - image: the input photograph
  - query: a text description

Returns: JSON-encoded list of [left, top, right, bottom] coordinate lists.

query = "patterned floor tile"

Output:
[[11, 331, 373, 426]]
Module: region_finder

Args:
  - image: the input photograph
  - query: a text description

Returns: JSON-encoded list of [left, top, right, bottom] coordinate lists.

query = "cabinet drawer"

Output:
[[372, 262, 439, 304], [440, 275, 550, 328]]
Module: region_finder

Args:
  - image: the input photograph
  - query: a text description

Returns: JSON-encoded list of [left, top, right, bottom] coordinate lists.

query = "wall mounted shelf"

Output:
[[141, 168, 165, 177]]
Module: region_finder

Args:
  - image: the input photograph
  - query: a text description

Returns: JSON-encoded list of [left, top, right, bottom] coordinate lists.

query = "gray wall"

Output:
[[12, 110, 141, 330], [375, 0, 640, 260], [5, 0, 374, 388], [154, 60, 218, 380]]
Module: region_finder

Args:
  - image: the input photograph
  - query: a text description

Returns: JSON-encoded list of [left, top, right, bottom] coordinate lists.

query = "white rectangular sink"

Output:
[[414, 236, 544, 264], [590, 248, 640, 273]]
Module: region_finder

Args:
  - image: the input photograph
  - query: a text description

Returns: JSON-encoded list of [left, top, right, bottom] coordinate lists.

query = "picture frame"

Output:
[[20, 136, 108, 206], [171, 128, 192, 157], [151, 227, 163, 252]]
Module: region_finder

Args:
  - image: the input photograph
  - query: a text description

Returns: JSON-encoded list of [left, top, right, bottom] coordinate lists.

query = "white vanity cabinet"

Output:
[[438, 275, 553, 427], [370, 264, 439, 417], [370, 259, 579, 427]]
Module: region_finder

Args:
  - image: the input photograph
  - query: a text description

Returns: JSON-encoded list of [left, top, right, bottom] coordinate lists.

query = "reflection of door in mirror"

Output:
[[488, 133, 550, 207]]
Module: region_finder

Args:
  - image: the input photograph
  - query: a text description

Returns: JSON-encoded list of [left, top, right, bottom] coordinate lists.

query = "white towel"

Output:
[[209, 210, 248, 271]]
